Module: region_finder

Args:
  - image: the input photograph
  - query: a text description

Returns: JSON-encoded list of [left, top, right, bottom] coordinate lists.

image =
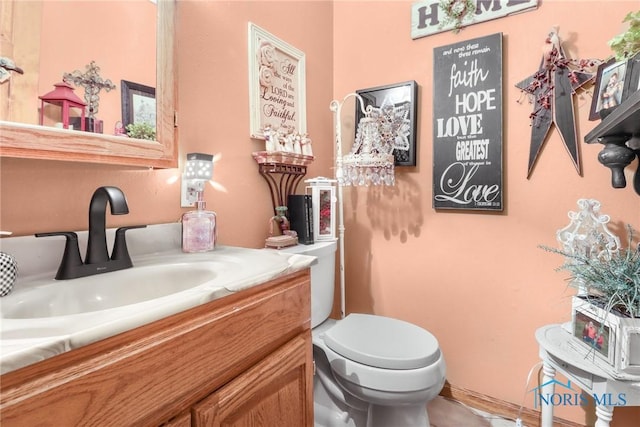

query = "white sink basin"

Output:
[[0, 262, 223, 319], [0, 224, 316, 375]]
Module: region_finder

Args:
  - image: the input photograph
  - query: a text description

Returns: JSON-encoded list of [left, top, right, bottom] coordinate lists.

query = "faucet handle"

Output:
[[35, 232, 84, 280], [111, 225, 147, 265]]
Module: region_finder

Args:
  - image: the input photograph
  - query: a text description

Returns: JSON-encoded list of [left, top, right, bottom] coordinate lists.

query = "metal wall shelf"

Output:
[[252, 151, 314, 214]]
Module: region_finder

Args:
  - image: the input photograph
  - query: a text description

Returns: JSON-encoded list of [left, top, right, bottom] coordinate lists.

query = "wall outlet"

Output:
[[181, 179, 195, 208]]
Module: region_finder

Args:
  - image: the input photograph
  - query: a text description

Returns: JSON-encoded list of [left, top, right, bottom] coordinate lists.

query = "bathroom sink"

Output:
[[0, 262, 223, 319]]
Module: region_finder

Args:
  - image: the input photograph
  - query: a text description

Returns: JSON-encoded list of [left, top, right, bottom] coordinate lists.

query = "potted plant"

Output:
[[608, 10, 640, 61], [125, 122, 156, 141], [541, 224, 640, 376], [541, 224, 639, 316]]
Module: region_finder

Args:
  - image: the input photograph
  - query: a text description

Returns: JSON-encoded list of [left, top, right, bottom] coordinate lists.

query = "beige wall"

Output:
[[1, 1, 639, 425]]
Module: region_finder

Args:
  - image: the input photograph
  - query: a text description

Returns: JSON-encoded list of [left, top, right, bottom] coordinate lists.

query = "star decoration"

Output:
[[367, 98, 412, 154], [515, 27, 602, 178]]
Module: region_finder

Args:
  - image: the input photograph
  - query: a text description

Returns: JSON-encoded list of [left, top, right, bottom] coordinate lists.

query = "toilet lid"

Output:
[[321, 313, 440, 370]]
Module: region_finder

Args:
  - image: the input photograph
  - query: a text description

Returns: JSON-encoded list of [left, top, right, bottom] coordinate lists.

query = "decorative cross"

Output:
[[63, 61, 116, 118]]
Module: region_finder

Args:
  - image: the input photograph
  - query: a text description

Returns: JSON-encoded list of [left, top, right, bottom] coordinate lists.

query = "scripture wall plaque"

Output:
[[432, 33, 503, 211]]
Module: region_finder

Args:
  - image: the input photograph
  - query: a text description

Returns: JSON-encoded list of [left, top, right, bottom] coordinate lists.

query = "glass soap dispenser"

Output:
[[181, 152, 217, 253], [182, 192, 216, 253]]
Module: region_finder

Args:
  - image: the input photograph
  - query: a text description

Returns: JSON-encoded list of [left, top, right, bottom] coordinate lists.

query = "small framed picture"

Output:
[[621, 52, 640, 103], [355, 80, 419, 166], [121, 80, 156, 129], [573, 310, 611, 359], [589, 58, 628, 121]]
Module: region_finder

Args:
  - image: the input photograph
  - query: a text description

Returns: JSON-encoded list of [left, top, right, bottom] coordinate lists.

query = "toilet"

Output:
[[282, 240, 446, 427]]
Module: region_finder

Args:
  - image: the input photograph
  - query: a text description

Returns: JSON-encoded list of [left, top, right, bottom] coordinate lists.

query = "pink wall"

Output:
[[1, 1, 639, 425], [175, 0, 335, 248], [0, 0, 334, 249], [333, 1, 639, 425], [38, 1, 156, 133]]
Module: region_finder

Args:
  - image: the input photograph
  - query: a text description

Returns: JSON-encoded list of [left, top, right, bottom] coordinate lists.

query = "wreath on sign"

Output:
[[439, 0, 476, 33]]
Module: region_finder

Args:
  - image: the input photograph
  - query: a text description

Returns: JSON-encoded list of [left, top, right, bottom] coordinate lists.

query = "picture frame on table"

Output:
[[572, 309, 611, 359], [121, 80, 156, 129], [248, 22, 306, 140], [355, 80, 419, 166], [621, 51, 640, 104], [589, 58, 628, 121]]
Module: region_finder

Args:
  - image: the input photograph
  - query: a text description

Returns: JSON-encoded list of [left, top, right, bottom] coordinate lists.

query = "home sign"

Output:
[[411, 0, 538, 39]]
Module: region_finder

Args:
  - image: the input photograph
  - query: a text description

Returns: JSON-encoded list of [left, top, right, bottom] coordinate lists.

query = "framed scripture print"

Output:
[[356, 81, 419, 166], [432, 33, 503, 211], [248, 23, 306, 140]]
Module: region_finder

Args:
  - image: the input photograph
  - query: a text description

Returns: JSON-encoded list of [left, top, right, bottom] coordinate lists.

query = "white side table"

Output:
[[536, 324, 640, 427]]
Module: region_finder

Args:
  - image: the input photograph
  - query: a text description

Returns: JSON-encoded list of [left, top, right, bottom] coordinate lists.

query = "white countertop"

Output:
[[0, 223, 315, 374]]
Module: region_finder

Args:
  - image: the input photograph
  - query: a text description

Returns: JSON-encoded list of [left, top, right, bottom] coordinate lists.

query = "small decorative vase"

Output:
[[0, 252, 17, 297], [275, 206, 290, 234]]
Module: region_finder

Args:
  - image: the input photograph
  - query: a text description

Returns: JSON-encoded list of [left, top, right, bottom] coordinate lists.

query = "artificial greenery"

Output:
[[126, 122, 156, 140], [439, 0, 476, 34], [608, 10, 640, 61], [540, 225, 640, 318]]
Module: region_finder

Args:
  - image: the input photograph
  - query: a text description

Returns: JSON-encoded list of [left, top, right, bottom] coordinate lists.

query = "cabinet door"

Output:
[[160, 411, 191, 427], [193, 333, 313, 427]]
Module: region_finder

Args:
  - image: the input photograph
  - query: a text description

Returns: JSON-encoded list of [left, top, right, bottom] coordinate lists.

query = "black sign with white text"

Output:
[[432, 33, 503, 211]]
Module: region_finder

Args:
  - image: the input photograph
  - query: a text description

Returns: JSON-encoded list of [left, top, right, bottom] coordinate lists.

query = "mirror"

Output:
[[0, 0, 177, 168]]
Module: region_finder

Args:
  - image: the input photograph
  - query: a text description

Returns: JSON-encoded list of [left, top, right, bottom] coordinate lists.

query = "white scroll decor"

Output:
[[556, 198, 622, 295]]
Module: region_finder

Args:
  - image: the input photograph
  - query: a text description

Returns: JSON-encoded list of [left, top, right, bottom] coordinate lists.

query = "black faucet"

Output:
[[86, 186, 129, 264], [36, 186, 146, 280]]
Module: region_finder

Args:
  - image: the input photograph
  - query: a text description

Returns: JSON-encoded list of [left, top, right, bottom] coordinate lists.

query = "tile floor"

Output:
[[427, 396, 519, 427]]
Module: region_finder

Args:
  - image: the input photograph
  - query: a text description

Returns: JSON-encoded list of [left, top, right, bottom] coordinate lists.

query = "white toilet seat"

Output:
[[315, 314, 445, 393], [322, 313, 441, 369]]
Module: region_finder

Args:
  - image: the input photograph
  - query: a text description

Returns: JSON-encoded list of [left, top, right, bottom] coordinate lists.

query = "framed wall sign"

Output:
[[432, 33, 503, 211], [355, 80, 419, 166], [121, 80, 156, 129], [248, 23, 307, 140]]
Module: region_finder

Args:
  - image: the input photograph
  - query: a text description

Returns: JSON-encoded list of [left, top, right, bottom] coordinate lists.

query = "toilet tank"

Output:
[[281, 240, 337, 328]]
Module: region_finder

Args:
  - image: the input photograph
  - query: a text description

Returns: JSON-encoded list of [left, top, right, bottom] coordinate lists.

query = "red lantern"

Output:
[[39, 82, 86, 130]]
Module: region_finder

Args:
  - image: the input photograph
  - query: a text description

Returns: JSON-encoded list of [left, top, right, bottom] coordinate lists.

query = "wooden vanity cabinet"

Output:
[[161, 412, 192, 427], [192, 333, 311, 426], [0, 270, 313, 427]]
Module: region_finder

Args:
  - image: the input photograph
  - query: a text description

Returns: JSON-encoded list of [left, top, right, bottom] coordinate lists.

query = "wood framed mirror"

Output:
[[0, 0, 177, 168]]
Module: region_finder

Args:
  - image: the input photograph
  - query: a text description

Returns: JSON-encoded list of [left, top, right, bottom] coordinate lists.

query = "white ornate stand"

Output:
[[555, 198, 620, 296], [536, 324, 640, 427]]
